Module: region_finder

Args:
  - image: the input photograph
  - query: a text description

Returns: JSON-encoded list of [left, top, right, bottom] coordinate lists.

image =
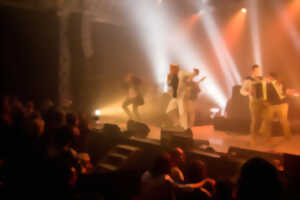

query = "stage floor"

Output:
[[98, 118, 300, 156]]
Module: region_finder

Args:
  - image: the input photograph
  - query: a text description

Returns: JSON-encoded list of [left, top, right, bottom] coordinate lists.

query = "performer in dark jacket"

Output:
[[166, 64, 180, 127], [262, 73, 291, 141]]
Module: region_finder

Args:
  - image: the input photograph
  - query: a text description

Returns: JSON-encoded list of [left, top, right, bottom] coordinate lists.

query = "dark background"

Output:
[[0, 6, 59, 105]]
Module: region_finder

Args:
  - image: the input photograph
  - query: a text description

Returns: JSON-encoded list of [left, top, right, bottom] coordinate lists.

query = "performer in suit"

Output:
[[262, 73, 291, 141], [122, 72, 144, 120], [240, 64, 268, 145]]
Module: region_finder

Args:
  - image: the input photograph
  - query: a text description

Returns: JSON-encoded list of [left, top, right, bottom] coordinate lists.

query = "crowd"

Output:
[[139, 148, 283, 200], [0, 96, 288, 200], [0, 96, 93, 198]]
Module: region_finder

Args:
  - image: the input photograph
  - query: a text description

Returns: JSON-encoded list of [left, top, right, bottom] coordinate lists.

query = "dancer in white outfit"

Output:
[[177, 68, 199, 130], [166, 64, 180, 127]]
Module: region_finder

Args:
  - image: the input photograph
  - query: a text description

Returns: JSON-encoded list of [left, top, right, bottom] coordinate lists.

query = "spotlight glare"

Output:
[[210, 107, 220, 113], [241, 8, 247, 13], [248, 0, 262, 66], [95, 109, 101, 116]]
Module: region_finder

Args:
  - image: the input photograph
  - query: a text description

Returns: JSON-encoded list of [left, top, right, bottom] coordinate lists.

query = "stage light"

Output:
[[210, 107, 220, 119], [248, 0, 263, 67], [210, 107, 220, 113], [127, 0, 171, 91], [224, 9, 247, 50], [127, 0, 228, 110], [95, 109, 101, 116], [200, 7, 242, 88], [276, 1, 300, 51], [241, 8, 247, 13], [167, 28, 228, 109]]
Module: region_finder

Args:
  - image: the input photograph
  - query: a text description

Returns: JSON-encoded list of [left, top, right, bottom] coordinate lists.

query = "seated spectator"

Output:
[[24, 101, 35, 117], [78, 112, 91, 153], [43, 108, 65, 146], [40, 98, 54, 118], [24, 112, 45, 138], [0, 96, 12, 160], [10, 97, 26, 140], [47, 127, 82, 190], [187, 160, 207, 183], [237, 157, 283, 200], [213, 178, 234, 200], [183, 160, 214, 200], [140, 153, 215, 200], [66, 112, 81, 151], [0, 96, 12, 126], [170, 148, 186, 183]]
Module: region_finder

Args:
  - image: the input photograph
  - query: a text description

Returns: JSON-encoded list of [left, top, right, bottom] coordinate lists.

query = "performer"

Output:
[[262, 73, 291, 141], [240, 64, 268, 145], [186, 76, 206, 128], [166, 64, 180, 127], [177, 68, 200, 130], [122, 72, 144, 120]]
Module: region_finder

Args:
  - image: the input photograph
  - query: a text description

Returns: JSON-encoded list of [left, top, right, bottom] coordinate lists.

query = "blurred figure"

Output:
[[43, 108, 66, 147], [262, 73, 291, 141], [186, 160, 207, 183], [10, 97, 26, 136], [65, 112, 81, 151], [214, 179, 234, 200], [25, 101, 35, 117], [237, 158, 283, 200], [140, 153, 215, 200], [166, 64, 180, 127], [46, 126, 82, 195], [240, 65, 267, 145], [0, 96, 12, 126], [184, 160, 215, 200], [141, 153, 174, 200], [170, 147, 186, 183], [0, 96, 12, 160], [122, 72, 144, 120], [177, 68, 200, 130], [40, 98, 54, 119], [78, 112, 91, 153], [24, 112, 45, 138]]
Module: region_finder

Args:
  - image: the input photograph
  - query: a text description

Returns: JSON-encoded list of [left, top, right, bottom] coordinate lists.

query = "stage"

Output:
[[97, 117, 300, 156]]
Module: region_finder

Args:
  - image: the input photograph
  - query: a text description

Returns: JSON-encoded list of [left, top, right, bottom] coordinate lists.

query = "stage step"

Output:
[[105, 153, 129, 166], [108, 152, 128, 160], [97, 144, 141, 173], [114, 144, 140, 155], [97, 162, 118, 172]]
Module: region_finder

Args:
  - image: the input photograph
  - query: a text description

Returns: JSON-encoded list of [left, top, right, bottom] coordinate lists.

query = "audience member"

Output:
[[66, 112, 81, 151], [141, 153, 215, 200], [183, 160, 214, 200], [213, 179, 234, 200], [237, 157, 283, 200], [24, 101, 35, 117], [43, 108, 65, 146], [170, 148, 186, 183], [78, 112, 91, 153]]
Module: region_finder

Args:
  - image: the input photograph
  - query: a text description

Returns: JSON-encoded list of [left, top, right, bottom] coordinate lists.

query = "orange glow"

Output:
[[223, 11, 247, 49], [182, 14, 200, 33], [287, 0, 300, 18], [241, 8, 247, 13]]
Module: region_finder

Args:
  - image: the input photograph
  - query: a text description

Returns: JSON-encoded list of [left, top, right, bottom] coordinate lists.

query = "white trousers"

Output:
[[166, 98, 179, 114]]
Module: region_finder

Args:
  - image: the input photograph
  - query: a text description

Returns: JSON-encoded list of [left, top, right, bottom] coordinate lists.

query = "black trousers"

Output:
[[122, 97, 141, 120]]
